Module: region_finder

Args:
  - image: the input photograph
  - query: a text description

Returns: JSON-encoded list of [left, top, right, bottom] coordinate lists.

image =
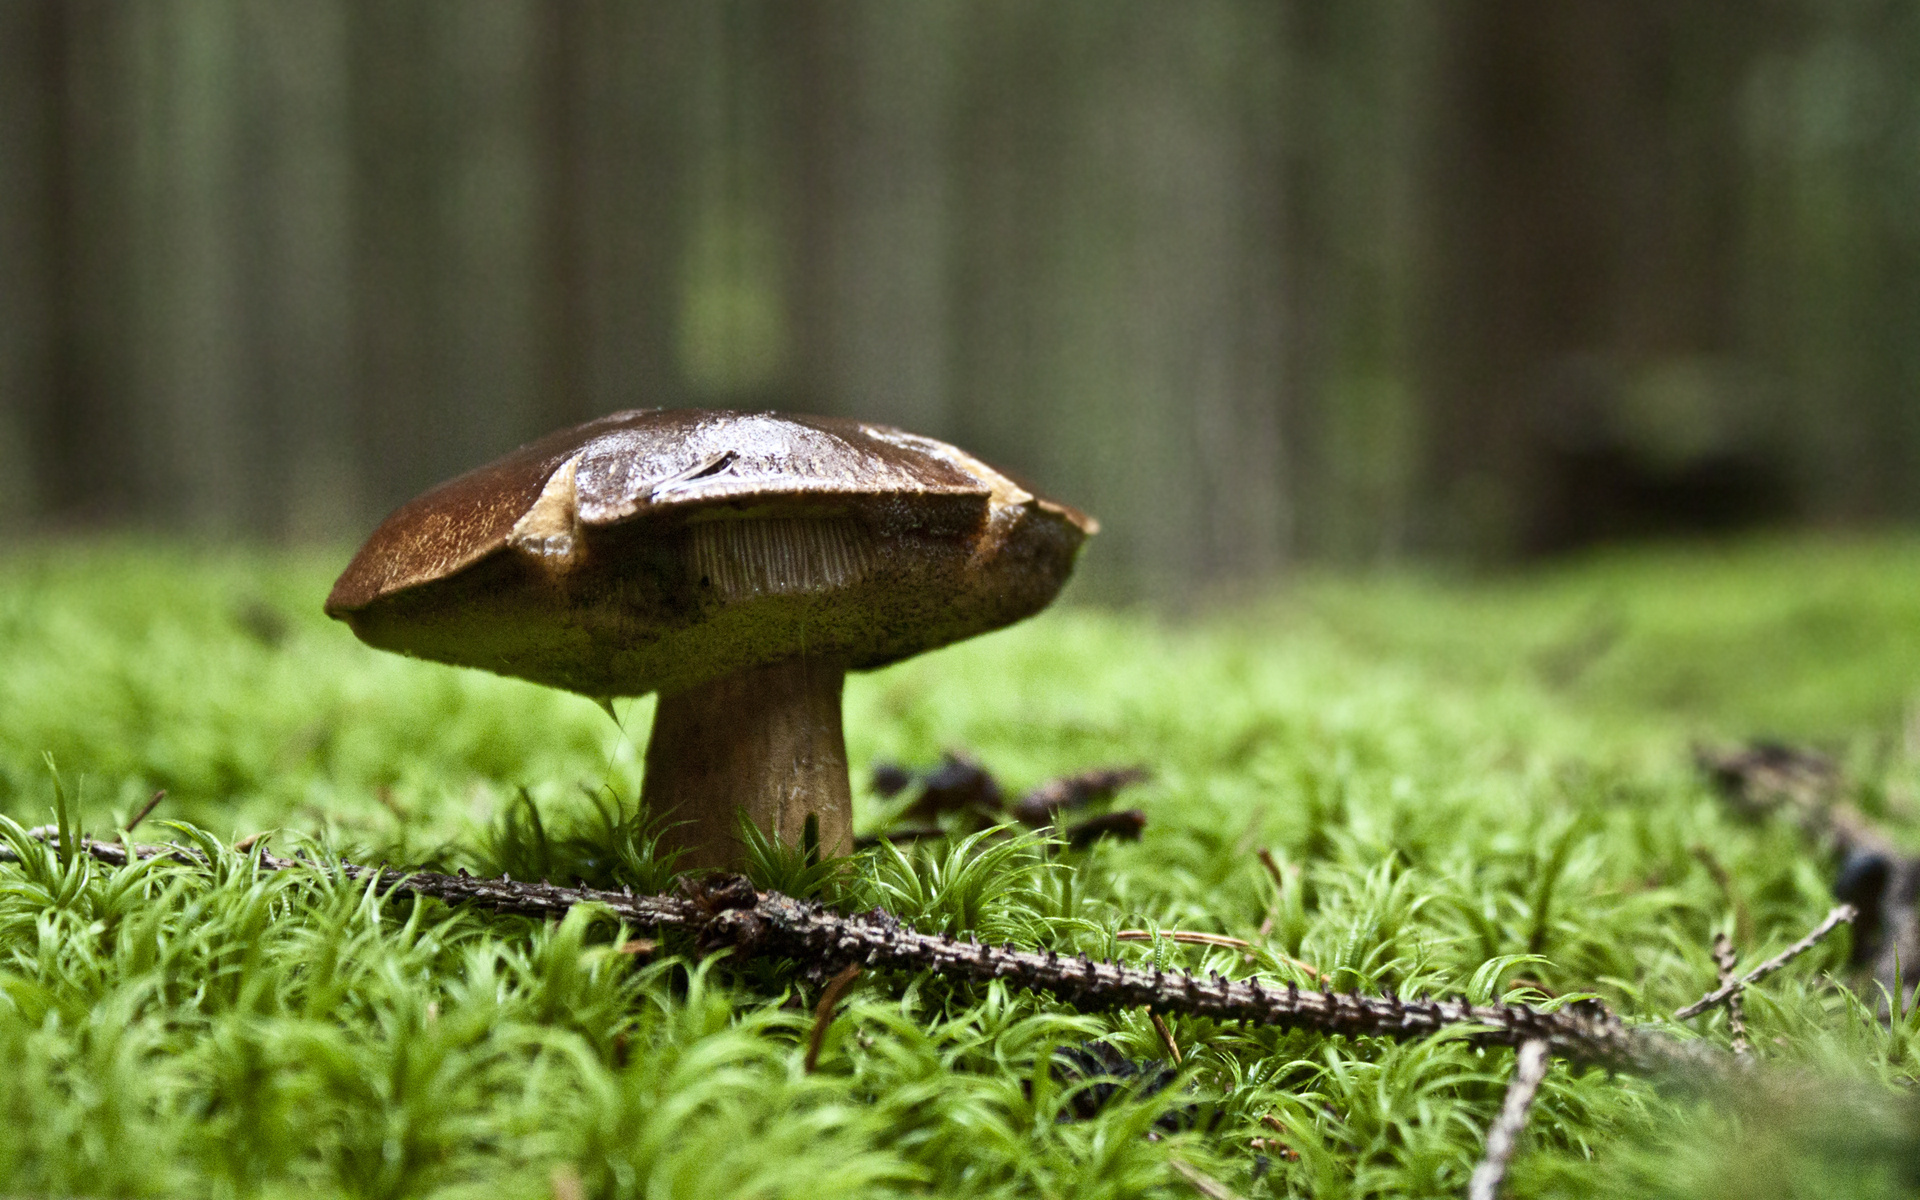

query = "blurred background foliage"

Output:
[[2, 0, 1918, 598]]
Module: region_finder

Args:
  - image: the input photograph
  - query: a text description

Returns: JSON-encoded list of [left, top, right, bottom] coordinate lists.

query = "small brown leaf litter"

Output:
[[1255, 1115, 1301, 1161], [1696, 741, 1841, 822], [901, 752, 1003, 823], [1011, 765, 1153, 825], [861, 754, 1151, 848], [1064, 809, 1147, 849]]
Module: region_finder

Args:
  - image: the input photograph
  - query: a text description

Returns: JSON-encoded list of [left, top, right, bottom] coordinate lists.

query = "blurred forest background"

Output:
[[2, 1, 1918, 599]]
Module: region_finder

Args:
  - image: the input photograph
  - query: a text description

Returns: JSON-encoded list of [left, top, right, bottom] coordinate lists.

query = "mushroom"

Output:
[[325, 409, 1096, 872]]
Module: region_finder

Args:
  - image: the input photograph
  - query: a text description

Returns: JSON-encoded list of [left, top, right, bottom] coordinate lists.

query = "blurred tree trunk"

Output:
[[243, 0, 356, 540], [670, 0, 791, 403], [123, 0, 251, 532], [1283, 0, 1439, 562], [0, 0, 60, 521], [775, 0, 959, 436], [43, 3, 146, 526], [1743, 1, 1920, 521], [350, 0, 549, 519], [10, 0, 1920, 581], [942, 1, 1078, 498], [1050, 0, 1290, 597], [762, 0, 1292, 598], [540, 1, 698, 428], [1420, 0, 1752, 556]]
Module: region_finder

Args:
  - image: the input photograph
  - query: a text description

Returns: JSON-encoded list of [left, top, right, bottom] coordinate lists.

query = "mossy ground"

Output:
[[5, 537, 1920, 1197]]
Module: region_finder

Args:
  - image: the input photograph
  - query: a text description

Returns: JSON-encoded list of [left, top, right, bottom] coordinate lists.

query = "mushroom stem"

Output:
[[642, 655, 854, 872]]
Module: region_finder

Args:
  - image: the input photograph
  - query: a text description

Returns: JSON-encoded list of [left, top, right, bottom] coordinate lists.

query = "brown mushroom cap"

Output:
[[326, 409, 1096, 699]]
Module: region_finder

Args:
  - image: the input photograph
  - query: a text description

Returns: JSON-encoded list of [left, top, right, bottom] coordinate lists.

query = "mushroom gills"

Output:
[[686, 516, 876, 601]]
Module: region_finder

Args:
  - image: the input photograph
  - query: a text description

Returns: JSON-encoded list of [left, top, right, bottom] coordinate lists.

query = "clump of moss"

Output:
[[6, 537, 1920, 1196]]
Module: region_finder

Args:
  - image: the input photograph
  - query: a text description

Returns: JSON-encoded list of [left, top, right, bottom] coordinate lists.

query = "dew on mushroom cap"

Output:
[[326, 409, 1096, 872]]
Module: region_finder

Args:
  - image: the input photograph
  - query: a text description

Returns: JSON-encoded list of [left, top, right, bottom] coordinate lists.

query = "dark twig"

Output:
[[1675, 905, 1858, 1020], [4, 835, 1722, 1076], [1711, 933, 1750, 1056], [1467, 1038, 1551, 1200], [124, 790, 166, 836], [804, 963, 864, 1072], [1255, 847, 1287, 892], [1149, 1010, 1182, 1065]]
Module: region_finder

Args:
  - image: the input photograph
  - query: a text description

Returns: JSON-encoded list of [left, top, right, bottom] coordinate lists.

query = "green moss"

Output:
[[4, 536, 1920, 1196]]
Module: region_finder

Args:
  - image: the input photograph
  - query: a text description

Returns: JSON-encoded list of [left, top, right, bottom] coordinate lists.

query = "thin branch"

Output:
[[1676, 905, 1858, 1020], [1467, 1038, 1551, 1200], [3, 835, 1722, 1076], [1711, 933, 1749, 1056], [804, 963, 864, 1073]]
